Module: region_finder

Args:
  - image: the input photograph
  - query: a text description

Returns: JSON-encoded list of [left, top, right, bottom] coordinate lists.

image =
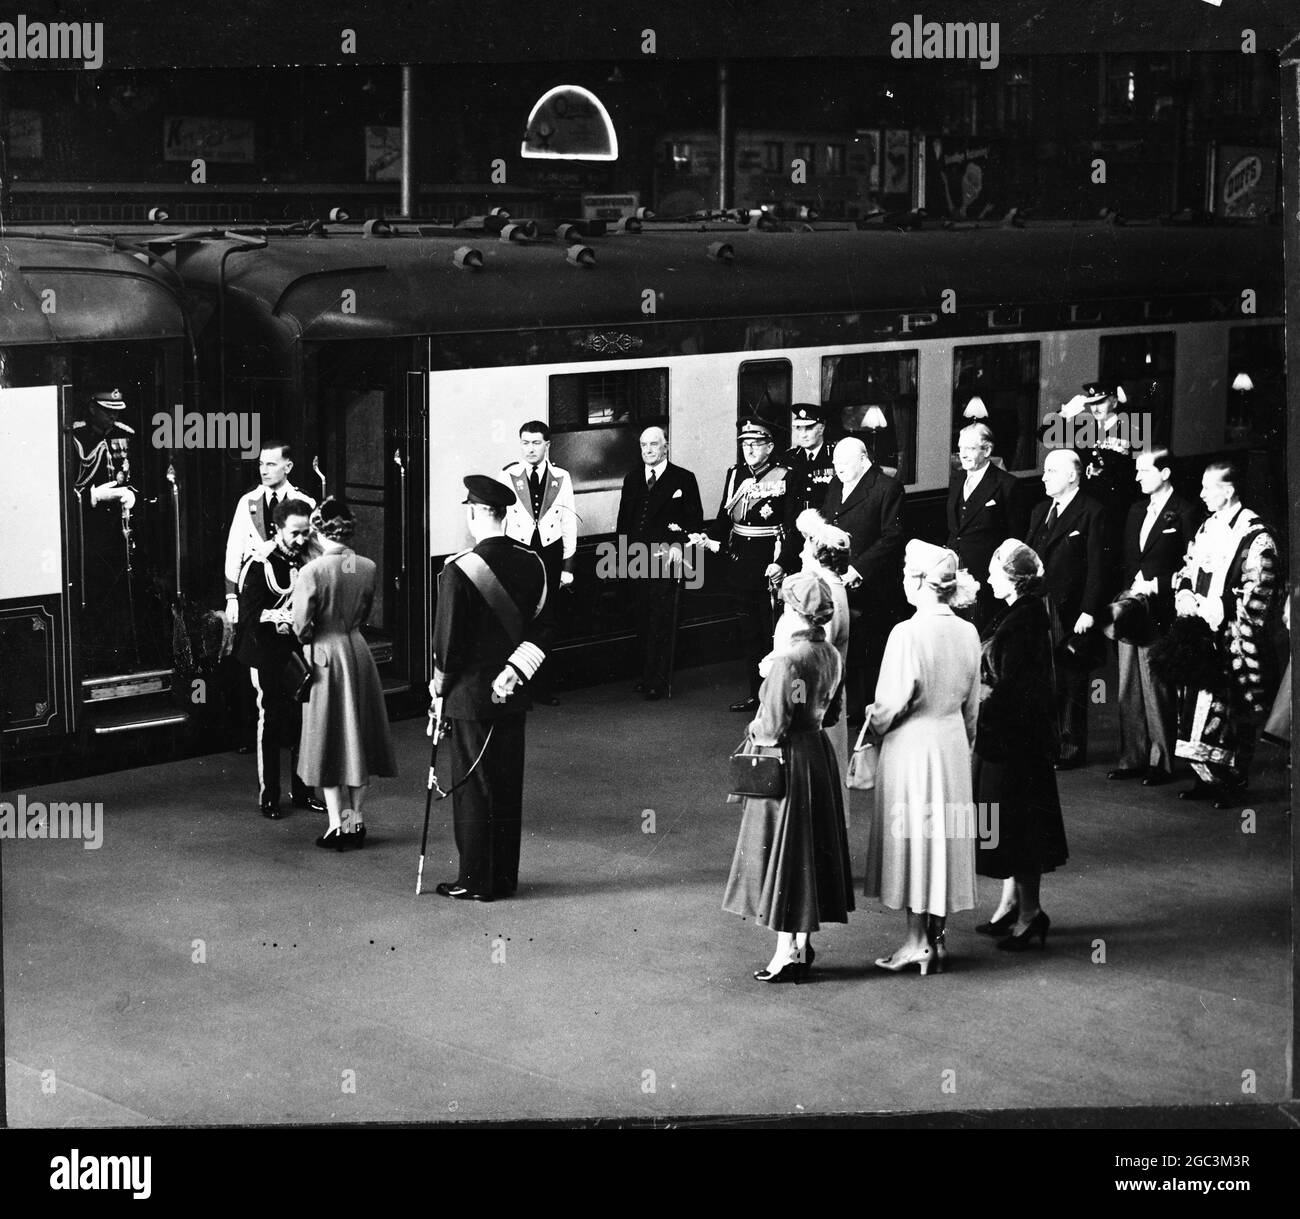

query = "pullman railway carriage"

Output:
[[0, 232, 197, 775], [0, 218, 1285, 777]]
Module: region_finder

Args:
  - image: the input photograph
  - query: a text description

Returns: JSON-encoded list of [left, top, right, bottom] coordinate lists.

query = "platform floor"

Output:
[[3, 660, 1292, 1125]]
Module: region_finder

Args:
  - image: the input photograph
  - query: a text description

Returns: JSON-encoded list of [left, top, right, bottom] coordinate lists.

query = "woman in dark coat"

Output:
[[973, 539, 1068, 950], [723, 572, 855, 983], [293, 498, 397, 850]]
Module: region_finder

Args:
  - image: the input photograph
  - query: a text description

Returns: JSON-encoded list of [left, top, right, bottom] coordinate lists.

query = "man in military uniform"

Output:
[[501, 420, 576, 705], [71, 388, 142, 672], [233, 497, 324, 818], [430, 476, 552, 902], [1076, 380, 1137, 597], [696, 416, 790, 712], [777, 402, 837, 570]]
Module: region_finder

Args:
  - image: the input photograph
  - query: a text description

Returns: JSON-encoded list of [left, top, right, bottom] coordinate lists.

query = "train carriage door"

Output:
[[314, 346, 424, 700], [0, 386, 73, 739]]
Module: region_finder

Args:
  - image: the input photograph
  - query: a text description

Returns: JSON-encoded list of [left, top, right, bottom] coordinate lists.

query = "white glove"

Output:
[[91, 483, 136, 509], [1073, 612, 1095, 634], [559, 571, 574, 587], [492, 667, 521, 702], [225, 595, 239, 626]]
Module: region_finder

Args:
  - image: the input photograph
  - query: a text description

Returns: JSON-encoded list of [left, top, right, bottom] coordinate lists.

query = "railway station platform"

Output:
[[3, 659, 1291, 1125]]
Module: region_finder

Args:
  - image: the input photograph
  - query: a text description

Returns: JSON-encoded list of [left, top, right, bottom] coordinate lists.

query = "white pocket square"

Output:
[[1161, 527, 1176, 533], [985, 499, 997, 507], [671, 488, 682, 498], [1068, 529, 1081, 537]]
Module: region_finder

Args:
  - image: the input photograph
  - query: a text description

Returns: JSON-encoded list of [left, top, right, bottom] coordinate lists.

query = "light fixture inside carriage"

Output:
[[1232, 372, 1254, 393], [963, 395, 989, 419], [520, 85, 619, 161]]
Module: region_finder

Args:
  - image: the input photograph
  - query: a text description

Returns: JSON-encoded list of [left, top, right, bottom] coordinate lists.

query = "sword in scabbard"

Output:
[[416, 700, 448, 896]]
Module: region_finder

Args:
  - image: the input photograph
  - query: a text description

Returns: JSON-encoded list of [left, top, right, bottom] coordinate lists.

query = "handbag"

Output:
[[846, 721, 880, 790], [283, 644, 314, 704], [728, 737, 785, 800]]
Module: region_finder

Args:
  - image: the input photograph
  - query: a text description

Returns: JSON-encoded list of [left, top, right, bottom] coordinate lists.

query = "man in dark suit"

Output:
[[615, 426, 703, 700], [233, 497, 324, 818], [946, 422, 1027, 632], [1026, 449, 1110, 769], [1108, 449, 1201, 785], [430, 476, 552, 902], [815, 435, 905, 721]]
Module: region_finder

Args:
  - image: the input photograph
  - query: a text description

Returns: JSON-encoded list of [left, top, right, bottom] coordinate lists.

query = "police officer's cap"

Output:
[[789, 403, 828, 426], [462, 475, 517, 508], [737, 415, 782, 443], [1081, 380, 1127, 405], [91, 388, 126, 410]]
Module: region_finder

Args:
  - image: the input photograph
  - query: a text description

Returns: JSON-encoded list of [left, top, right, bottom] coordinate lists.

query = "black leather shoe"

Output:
[[534, 694, 560, 706], [730, 696, 759, 712], [1142, 771, 1173, 787], [260, 801, 284, 820], [644, 686, 663, 701], [1107, 768, 1145, 781], [434, 882, 493, 902], [293, 792, 327, 813]]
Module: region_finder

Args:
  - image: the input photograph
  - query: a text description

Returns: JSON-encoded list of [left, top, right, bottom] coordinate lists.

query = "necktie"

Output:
[[646, 469, 657, 492], [1140, 503, 1159, 551], [1044, 502, 1059, 533]]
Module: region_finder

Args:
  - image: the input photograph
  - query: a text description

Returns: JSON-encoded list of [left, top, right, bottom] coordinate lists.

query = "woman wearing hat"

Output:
[[787, 509, 854, 791], [863, 540, 981, 975], [293, 497, 398, 849], [973, 540, 1068, 951], [722, 572, 855, 983]]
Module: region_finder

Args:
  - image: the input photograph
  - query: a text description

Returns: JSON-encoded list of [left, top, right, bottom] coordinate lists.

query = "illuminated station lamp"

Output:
[[521, 85, 619, 161]]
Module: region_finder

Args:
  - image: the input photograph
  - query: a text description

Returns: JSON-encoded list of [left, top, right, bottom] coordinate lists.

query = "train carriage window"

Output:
[[951, 341, 1040, 472], [825, 145, 846, 175], [737, 359, 792, 421], [821, 351, 918, 483], [1226, 326, 1284, 449], [762, 142, 783, 173], [548, 367, 669, 493], [1098, 333, 1175, 449]]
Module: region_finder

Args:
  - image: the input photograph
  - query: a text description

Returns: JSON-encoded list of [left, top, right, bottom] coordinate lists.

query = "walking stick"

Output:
[[666, 564, 684, 699]]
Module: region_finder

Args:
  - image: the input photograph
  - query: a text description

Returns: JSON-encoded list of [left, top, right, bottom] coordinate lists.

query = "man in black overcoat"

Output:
[[615, 426, 703, 700], [1108, 449, 1201, 785], [234, 497, 322, 817], [430, 476, 552, 902], [816, 435, 906, 722], [1026, 449, 1110, 769], [946, 421, 1028, 633]]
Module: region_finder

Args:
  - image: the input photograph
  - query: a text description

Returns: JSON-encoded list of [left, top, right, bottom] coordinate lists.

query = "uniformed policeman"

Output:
[[698, 415, 791, 711], [430, 475, 552, 901], [71, 388, 142, 672], [778, 402, 837, 570]]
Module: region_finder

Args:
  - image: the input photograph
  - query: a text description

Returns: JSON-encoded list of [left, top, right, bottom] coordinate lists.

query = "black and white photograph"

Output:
[[0, 0, 1296, 1173]]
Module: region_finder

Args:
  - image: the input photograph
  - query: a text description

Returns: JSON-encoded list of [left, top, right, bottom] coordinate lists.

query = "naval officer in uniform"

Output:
[[430, 476, 553, 901], [696, 415, 791, 712]]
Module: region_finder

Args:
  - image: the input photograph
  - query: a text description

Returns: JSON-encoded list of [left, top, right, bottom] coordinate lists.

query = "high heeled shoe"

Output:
[[754, 949, 806, 984], [975, 906, 1019, 936], [315, 826, 345, 852], [927, 920, 948, 974], [874, 945, 934, 976], [997, 911, 1050, 952]]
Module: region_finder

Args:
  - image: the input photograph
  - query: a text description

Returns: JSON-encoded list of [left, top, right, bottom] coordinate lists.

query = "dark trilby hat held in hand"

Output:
[[462, 475, 517, 509]]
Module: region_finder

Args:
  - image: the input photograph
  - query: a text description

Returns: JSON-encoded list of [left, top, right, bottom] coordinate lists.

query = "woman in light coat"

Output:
[[863, 540, 981, 975]]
